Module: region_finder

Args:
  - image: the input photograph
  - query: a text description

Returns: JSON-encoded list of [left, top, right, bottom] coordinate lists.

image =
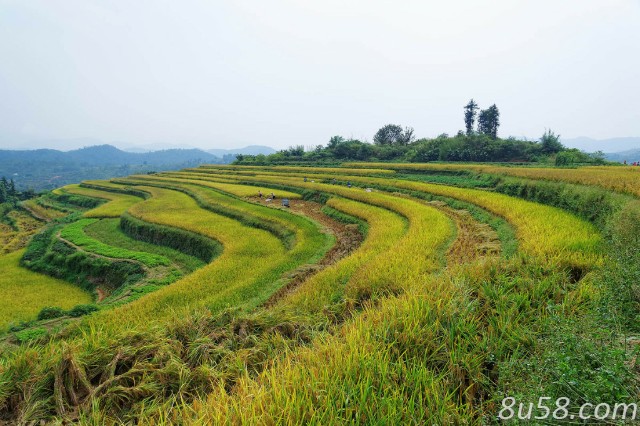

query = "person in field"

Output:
[[258, 190, 263, 198]]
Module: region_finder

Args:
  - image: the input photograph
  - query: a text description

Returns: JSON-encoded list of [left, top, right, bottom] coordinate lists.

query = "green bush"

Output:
[[37, 306, 66, 321], [67, 304, 99, 318]]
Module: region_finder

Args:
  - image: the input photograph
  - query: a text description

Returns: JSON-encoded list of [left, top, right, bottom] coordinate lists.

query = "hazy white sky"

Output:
[[1, 0, 639, 150]]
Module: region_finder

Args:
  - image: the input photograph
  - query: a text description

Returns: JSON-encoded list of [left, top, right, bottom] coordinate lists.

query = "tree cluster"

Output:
[[0, 177, 16, 204], [373, 124, 415, 146], [464, 99, 500, 139], [0, 176, 35, 204], [234, 103, 604, 166]]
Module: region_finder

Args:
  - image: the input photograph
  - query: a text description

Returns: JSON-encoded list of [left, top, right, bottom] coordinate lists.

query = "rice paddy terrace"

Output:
[[0, 163, 638, 424]]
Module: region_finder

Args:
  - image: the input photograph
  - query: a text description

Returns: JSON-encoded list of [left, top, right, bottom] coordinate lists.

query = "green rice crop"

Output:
[[60, 219, 171, 267]]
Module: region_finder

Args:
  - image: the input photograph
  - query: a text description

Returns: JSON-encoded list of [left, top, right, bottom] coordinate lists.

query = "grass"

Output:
[[20, 224, 146, 293], [0, 250, 92, 332]]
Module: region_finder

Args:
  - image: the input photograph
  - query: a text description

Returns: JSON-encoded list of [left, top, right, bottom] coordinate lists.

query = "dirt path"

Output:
[[96, 287, 107, 302], [256, 198, 364, 308], [425, 200, 501, 265]]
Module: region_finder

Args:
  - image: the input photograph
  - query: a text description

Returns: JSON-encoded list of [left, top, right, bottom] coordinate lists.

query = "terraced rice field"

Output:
[[345, 162, 640, 198], [0, 250, 92, 332], [0, 163, 638, 424]]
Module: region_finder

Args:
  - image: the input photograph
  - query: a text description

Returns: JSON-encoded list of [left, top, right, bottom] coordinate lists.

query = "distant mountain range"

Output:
[[604, 149, 640, 163], [206, 145, 277, 157], [562, 137, 640, 154], [557, 137, 640, 163], [122, 144, 276, 157], [0, 144, 220, 191]]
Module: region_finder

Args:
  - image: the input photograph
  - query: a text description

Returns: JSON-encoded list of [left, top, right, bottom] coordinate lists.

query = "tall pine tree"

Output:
[[464, 99, 478, 135]]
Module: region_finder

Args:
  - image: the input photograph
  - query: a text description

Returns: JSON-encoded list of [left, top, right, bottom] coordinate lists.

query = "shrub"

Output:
[[37, 306, 65, 321], [67, 304, 99, 318]]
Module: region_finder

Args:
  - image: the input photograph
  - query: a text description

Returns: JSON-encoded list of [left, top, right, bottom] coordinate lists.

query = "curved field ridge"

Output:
[[119, 173, 454, 303], [113, 176, 327, 253], [0, 250, 92, 331]]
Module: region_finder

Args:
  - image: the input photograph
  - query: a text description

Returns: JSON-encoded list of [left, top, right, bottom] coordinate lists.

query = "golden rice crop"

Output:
[[81, 185, 312, 333], [145, 169, 607, 425], [0, 163, 624, 424], [183, 168, 602, 268], [113, 176, 327, 257], [0, 250, 92, 332], [126, 174, 303, 199], [21, 199, 66, 221], [199, 164, 397, 175], [0, 209, 43, 254], [345, 162, 640, 198], [276, 196, 407, 315], [154, 171, 455, 308], [58, 184, 144, 218]]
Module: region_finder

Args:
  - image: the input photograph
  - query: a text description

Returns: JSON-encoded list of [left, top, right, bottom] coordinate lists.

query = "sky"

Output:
[[0, 0, 639, 151]]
